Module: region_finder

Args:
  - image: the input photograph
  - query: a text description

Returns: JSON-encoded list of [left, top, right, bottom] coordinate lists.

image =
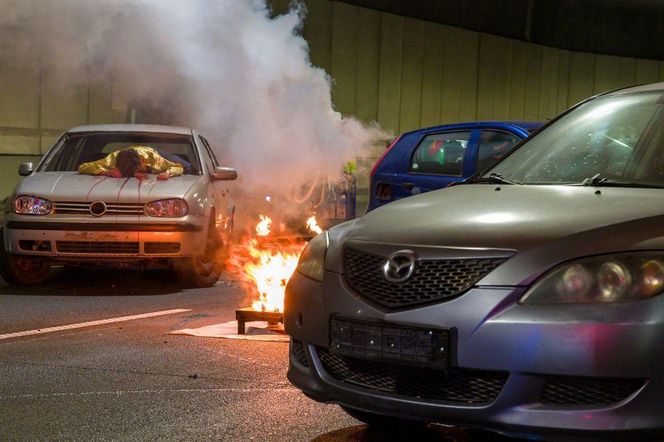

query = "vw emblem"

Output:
[[89, 201, 107, 217], [383, 250, 417, 283]]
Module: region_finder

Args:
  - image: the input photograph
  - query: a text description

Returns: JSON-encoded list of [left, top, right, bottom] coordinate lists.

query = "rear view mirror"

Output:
[[212, 166, 238, 181], [18, 162, 33, 176]]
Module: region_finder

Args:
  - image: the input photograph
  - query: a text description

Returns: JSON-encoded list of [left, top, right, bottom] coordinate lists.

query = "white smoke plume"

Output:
[[0, 0, 387, 227]]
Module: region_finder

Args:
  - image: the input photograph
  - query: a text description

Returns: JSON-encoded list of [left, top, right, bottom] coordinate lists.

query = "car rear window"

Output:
[[409, 131, 470, 176], [39, 133, 200, 175]]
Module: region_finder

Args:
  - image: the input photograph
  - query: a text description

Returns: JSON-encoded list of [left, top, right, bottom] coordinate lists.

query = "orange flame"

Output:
[[244, 239, 302, 312], [256, 215, 271, 237], [226, 215, 306, 312], [306, 215, 323, 235]]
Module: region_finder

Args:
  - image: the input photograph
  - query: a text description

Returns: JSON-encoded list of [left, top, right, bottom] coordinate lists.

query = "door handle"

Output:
[[401, 182, 415, 190]]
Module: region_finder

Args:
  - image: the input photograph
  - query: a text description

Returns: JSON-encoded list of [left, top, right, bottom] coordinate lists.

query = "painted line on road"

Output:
[[0, 308, 192, 341], [0, 388, 299, 400]]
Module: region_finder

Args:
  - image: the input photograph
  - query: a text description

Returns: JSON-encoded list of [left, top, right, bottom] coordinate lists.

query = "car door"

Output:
[[198, 136, 232, 236], [390, 130, 477, 200], [474, 129, 526, 174]]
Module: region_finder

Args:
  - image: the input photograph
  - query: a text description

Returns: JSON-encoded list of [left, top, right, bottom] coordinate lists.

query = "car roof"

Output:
[[67, 124, 193, 135], [606, 82, 664, 96], [399, 120, 544, 137]]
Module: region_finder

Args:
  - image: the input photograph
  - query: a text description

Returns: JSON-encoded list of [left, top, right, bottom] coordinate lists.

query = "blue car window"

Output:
[[477, 130, 523, 172], [409, 131, 470, 176]]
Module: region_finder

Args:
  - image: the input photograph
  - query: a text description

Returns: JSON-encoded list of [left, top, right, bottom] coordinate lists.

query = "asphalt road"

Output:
[[0, 269, 518, 441]]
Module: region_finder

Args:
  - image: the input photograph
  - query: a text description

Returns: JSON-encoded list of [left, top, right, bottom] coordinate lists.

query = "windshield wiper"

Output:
[[581, 173, 607, 186], [579, 174, 664, 189], [471, 173, 522, 185]]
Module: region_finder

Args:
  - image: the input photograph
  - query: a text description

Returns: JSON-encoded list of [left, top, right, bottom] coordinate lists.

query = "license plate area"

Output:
[[329, 316, 450, 369]]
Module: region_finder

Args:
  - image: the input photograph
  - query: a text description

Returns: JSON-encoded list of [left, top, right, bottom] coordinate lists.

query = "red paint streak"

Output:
[[85, 176, 109, 201], [116, 177, 131, 203]]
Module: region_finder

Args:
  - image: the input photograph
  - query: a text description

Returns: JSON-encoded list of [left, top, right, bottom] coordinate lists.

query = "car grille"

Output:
[[144, 242, 181, 254], [53, 201, 145, 216], [317, 347, 507, 404], [56, 241, 139, 254], [540, 376, 646, 406], [291, 339, 309, 367], [344, 247, 507, 309]]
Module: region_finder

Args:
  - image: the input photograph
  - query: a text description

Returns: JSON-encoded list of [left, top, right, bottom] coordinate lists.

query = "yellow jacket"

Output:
[[78, 146, 184, 177]]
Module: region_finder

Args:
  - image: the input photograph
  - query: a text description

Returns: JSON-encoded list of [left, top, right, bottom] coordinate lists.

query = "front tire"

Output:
[[0, 249, 51, 285], [173, 220, 224, 288]]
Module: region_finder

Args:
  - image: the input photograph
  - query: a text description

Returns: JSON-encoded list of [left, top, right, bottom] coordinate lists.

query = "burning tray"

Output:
[[235, 307, 284, 335]]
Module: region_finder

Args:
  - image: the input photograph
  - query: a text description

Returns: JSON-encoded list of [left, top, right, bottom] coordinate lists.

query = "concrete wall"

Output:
[[279, 0, 664, 133], [1, 0, 664, 205]]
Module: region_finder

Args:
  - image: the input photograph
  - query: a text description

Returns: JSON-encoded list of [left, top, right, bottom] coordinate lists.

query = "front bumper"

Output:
[[3, 216, 207, 260], [285, 270, 664, 438]]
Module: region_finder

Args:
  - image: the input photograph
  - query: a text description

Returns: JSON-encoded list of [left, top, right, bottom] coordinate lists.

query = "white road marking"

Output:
[[0, 308, 192, 340], [0, 388, 299, 400]]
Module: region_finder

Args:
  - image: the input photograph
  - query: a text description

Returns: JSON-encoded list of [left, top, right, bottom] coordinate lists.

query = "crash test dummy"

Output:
[[78, 146, 184, 180]]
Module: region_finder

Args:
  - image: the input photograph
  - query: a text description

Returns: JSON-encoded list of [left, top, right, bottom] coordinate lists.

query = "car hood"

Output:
[[328, 185, 664, 285], [16, 172, 200, 203]]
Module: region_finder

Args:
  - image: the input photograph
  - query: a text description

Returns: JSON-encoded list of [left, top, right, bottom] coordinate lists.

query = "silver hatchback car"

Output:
[[285, 83, 664, 440], [1, 124, 237, 287]]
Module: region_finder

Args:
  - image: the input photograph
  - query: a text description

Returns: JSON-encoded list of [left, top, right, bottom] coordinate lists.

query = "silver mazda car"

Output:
[[285, 83, 664, 440], [1, 124, 237, 287]]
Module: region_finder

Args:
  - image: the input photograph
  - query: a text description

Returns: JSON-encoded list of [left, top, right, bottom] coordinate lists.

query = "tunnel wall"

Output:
[[1, 0, 664, 205]]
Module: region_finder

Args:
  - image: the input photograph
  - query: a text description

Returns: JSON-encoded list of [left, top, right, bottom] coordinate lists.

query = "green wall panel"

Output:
[[376, 12, 404, 133], [538, 47, 561, 121], [40, 73, 88, 141], [419, 20, 443, 128], [507, 41, 528, 120], [440, 26, 479, 123], [568, 52, 595, 107], [523, 44, 543, 121], [477, 34, 512, 121], [303, 0, 332, 72], [354, 8, 381, 124], [618, 57, 636, 89], [0, 66, 40, 131], [556, 50, 571, 116], [636, 59, 659, 84], [330, 2, 358, 115], [398, 18, 426, 132], [594, 55, 620, 94]]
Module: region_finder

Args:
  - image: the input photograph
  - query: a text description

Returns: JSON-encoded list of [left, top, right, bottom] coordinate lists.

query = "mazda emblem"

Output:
[[383, 250, 417, 283]]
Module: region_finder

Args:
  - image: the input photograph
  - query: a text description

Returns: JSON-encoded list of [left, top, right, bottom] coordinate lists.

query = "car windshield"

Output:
[[487, 92, 664, 186], [38, 133, 201, 175]]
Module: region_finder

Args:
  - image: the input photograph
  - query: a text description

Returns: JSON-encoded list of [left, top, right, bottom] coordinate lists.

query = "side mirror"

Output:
[[212, 166, 238, 181], [18, 162, 33, 176]]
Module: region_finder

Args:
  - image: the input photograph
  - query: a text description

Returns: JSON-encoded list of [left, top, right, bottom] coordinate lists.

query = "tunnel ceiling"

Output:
[[337, 0, 664, 60]]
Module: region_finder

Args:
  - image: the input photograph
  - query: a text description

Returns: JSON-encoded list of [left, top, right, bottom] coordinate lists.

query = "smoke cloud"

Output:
[[0, 0, 387, 226]]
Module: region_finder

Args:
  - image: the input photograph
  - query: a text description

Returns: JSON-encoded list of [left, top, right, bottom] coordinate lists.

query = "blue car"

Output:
[[368, 121, 543, 211]]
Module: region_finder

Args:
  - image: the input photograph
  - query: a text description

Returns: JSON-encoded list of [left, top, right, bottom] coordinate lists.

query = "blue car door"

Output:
[[390, 129, 479, 200]]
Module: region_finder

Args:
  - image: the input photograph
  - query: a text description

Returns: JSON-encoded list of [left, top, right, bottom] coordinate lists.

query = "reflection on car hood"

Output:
[[17, 172, 200, 203], [351, 185, 664, 248], [333, 185, 664, 285]]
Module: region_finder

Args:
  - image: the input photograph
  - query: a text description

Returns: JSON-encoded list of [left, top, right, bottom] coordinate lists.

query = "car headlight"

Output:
[[521, 252, 664, 304], [144, 199, 188, 217], [296, 231, 329, 282], [14, 196, 52, 215]]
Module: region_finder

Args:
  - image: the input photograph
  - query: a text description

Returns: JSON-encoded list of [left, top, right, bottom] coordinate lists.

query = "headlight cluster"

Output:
[[144, 199, 188, 218], [14, 196, 52, 215], [296, 231, 329, 282], [521, 252, 664, 304]]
